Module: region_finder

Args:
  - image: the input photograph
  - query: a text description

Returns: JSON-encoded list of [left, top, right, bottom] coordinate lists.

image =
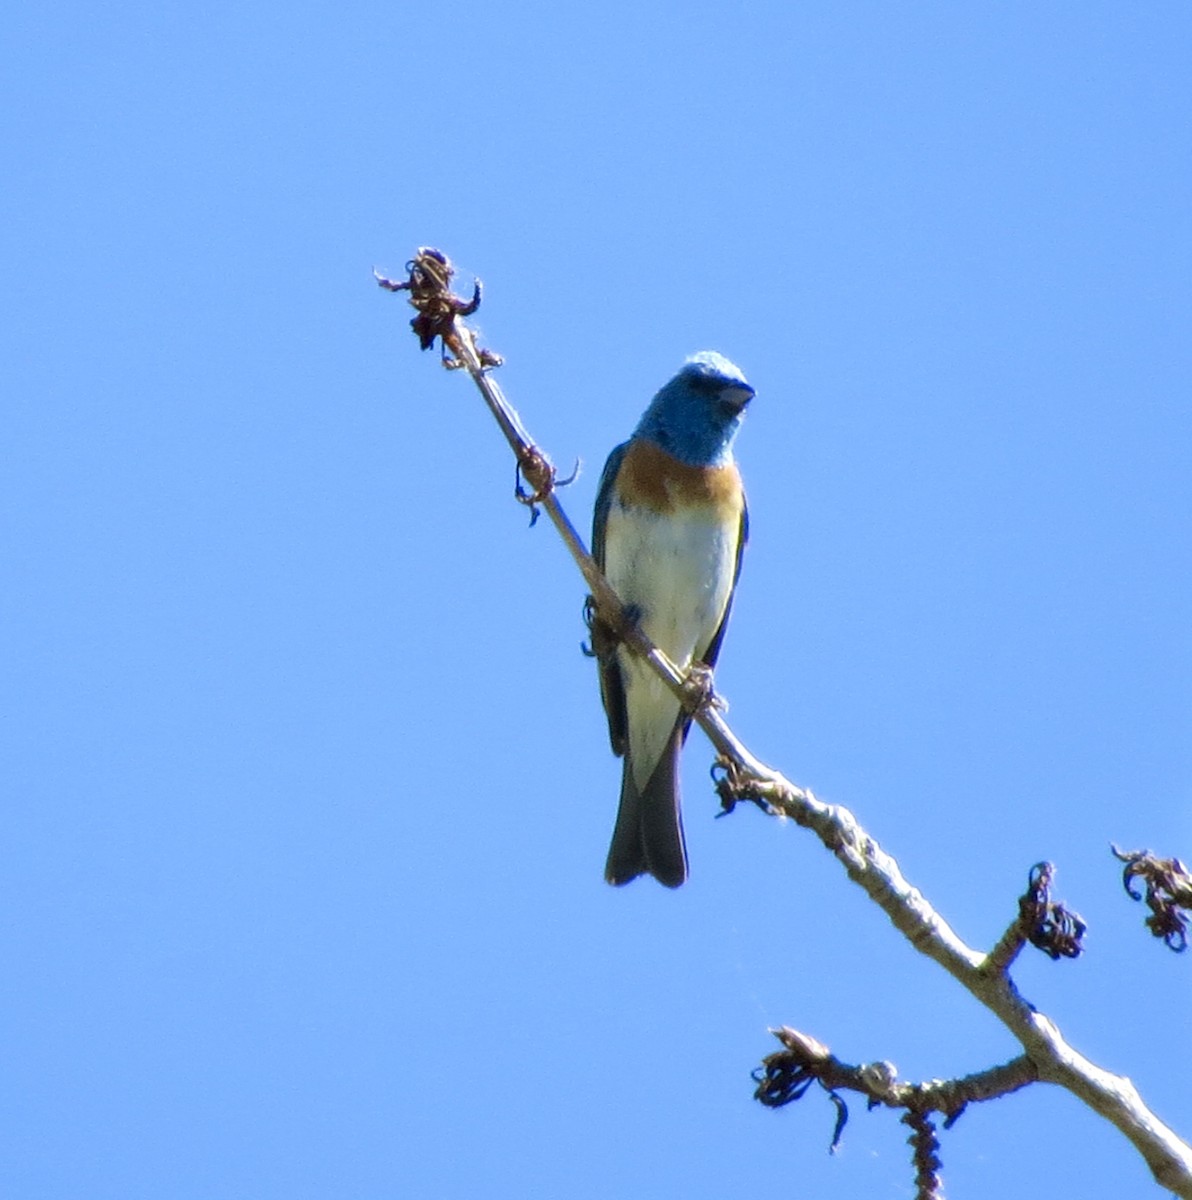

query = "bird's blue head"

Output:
[[634, 351, 754, 467]]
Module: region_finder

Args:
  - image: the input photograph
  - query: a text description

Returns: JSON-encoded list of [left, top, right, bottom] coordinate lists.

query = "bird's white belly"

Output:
[[603, 503, 737, 784]]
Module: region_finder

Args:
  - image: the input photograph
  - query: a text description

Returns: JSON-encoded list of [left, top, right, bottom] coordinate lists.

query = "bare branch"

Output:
[[378, 248, 1192, 1197]]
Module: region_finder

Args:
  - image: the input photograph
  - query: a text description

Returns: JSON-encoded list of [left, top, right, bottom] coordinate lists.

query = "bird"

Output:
[[591, 351, 753, 887]]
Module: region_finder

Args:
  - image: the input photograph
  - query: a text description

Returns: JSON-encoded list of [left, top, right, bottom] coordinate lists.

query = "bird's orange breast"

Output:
[[615, 439, 743, 520]]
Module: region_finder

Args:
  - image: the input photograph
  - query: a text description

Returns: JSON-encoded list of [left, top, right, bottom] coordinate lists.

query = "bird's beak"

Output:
[[720, 384, 755, 411]]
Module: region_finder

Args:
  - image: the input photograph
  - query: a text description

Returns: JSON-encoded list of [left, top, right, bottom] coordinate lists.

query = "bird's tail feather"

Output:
[[604, 727, 687, 888]]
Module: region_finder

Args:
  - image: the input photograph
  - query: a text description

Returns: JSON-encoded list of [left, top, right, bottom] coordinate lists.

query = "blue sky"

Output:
[[3, 2, 1190, 1197]]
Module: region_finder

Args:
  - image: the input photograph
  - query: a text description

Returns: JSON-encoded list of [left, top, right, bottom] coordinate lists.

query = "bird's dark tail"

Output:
[[604, 726, 687, 888]]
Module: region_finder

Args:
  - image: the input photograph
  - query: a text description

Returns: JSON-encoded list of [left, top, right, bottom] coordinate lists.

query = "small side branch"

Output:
[[754, 1027, 1038, 1195], [985, 863, 1087, 973], [755, 1026, 1038, 1121]]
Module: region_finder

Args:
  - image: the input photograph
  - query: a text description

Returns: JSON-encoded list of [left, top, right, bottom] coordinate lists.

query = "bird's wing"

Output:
[[591, 442, 629, 757], [700, 490, 748, 672]]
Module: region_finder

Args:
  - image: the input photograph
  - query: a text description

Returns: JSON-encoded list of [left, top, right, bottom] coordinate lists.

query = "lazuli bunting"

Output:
[[591, 352, 753, 887]]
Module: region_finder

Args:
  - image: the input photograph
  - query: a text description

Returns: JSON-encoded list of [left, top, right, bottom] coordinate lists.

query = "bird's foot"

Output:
[[680, 662, 724, 716], [582, 599, 643, 660]]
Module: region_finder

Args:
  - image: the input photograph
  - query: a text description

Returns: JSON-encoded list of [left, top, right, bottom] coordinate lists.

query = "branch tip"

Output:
[[1113, 846, 1191, 952], [1022, 862, 1087, 961], [375, 247, 501, 367], [987, 862, 1086, 970]]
